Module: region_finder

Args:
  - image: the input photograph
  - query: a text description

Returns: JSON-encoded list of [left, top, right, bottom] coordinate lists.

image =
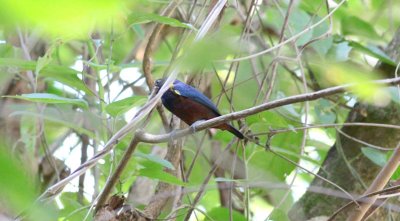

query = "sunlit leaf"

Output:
[[105, 96, 146, 117], [316, 62, 390, 106], [0, 0, 127, 38], [4, 93, 88, 109]]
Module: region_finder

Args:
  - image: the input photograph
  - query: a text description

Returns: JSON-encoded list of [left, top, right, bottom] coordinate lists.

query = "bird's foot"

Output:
[[190, 120, 206, 133], [169, 129, 177, 141]]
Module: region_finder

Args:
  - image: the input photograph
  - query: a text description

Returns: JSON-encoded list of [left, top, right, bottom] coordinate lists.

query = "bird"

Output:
[[155, 78, 244, 139]]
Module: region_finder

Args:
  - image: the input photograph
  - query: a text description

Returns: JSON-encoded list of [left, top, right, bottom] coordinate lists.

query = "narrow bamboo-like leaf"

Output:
[[349, 41, 396, 66], [214, 177, 237, 182], [128, 13, 194, 29], [135, 152, 175, 170], [105, 96, 146, 117], [4, 93, 88, 109]]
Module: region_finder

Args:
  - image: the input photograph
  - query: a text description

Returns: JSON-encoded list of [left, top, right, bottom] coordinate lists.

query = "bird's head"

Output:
[[155, 78, 182, 89], [154, 78, 166, 88]]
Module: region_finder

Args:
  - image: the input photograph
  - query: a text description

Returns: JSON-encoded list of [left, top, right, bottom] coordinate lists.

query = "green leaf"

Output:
[[349, 41, 396, 66], [4, 93, 88, 109], [388, 87, 400, 104], [310, 16, 333, 55], [35, 41, 59, 77], [0, 58, 91, 94], [105, 96, 146, 117], [135, 152, 175, 170], [390, 150, 400, 180], [0, 146, 56, 220], [314, 99, 336, 124], [139, 168, 186, 186], [180, 28, 238, 71], [129, 13, 194, 29], [342, 16, 381, 40], [0, 147, 36, 208], [327, 41, 352, 62], [59, 192, 89, 221], [207, 207, 247, 221], [0, 0, 126, 38], [269, 208, 290, 221], [315, 62, 389, 105], [361, 147, 386, 167]]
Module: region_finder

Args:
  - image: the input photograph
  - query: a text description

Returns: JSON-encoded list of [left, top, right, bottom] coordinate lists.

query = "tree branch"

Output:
[[136, 77, 400, 144], [346, 142, 400, 221]]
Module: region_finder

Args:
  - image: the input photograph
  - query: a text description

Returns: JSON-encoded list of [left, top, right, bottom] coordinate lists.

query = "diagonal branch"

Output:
[[136, 77, 400, 143], [346, 142, 400, 221]]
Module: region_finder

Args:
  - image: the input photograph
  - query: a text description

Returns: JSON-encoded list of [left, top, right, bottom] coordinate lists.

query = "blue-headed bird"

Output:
[[155, 79, 244, 139]]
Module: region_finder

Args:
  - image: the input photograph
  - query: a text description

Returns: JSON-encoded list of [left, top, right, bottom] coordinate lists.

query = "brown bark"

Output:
[[289, 28, 400, 220]]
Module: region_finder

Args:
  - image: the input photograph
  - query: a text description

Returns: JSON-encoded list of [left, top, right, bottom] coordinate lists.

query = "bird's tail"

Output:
[[227, 125, 244, 139]]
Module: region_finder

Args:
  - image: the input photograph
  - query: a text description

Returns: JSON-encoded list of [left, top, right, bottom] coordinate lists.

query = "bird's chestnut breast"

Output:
[[161, 89, 219, 125]]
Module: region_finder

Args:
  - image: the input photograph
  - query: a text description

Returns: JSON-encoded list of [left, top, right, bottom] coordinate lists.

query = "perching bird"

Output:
[[155, 78, 244, 139]]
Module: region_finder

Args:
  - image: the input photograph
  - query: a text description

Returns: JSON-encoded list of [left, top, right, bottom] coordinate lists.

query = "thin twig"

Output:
[[94, 138, 140, 213]]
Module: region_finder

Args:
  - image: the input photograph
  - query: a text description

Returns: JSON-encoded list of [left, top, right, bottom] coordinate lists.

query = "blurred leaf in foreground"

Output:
[[0, 141, 55, 220], [4, 93, 88, 109], [0, 0, 128, 38], [314, 61, 390, 106]]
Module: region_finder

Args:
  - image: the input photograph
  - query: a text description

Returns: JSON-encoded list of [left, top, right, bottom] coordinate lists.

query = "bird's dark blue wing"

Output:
[[172, 80, 221, 116]]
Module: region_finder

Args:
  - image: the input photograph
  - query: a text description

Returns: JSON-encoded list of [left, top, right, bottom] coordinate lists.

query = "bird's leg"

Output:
[[190, 120, 206, 133]]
